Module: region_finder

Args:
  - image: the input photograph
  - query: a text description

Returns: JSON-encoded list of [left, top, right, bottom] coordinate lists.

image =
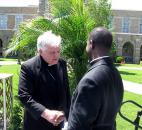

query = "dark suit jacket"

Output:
[[68, 57, 124, 130], [18, 55, 70, 130]]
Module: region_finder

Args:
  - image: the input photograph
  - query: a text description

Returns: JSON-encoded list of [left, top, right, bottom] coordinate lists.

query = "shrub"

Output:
[[8, 97, 23, 130], [115, 56, 124, 63]]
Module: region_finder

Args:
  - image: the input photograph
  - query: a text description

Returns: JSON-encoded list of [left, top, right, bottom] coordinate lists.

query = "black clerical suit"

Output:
[[68, 57, 124, 130], [18, 55, 70, 130]]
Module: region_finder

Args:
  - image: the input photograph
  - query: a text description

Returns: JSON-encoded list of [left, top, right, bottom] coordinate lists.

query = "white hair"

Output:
[[37, 30, 61, 51]]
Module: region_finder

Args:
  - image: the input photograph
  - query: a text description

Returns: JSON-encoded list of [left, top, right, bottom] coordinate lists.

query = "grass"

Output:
[[0, 58, 18, 61], [118, 68, 142, 84], [115, 63, 142, 68], [0, 64, 21, 96], [117, 91, 142, 130], [121, 64, 142, 67]]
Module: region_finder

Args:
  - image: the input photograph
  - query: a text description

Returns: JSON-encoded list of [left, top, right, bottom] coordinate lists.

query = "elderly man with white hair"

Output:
[[18, 31, 71, 130]]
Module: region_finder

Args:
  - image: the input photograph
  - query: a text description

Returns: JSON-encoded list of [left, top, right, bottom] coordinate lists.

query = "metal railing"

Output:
[[119, 100, 142, 130], [0, 74, 13, 130]]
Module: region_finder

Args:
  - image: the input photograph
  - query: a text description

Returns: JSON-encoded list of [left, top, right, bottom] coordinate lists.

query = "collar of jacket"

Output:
[[35, 55, 55, 71], [35, 55, 64, 72], [90, 56, 110, 66], [88, 57, 113, 72]]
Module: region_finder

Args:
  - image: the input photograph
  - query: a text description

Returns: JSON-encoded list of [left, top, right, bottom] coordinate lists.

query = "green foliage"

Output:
[[67, 63, 77, 93], [50, 0, 112, 85], [53, 0, 92, 82], [115, 56, 125, 63], [8, 98, 23, 130], [87, 0, 112, 27], [49, 0, 72, 17]]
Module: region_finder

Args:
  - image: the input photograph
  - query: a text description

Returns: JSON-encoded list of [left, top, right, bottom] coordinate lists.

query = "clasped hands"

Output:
[[41, 109, 65, 126]]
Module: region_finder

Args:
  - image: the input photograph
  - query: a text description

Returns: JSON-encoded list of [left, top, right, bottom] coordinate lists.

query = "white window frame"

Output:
[[122, 17, 130, 33], [109, 16, 114, 29], [0, 15, 8, 29], [139, 18, 142, 33], [15, 15, 23, 29]]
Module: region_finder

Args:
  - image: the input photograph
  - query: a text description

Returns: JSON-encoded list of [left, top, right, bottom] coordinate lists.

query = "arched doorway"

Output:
[[122, 42, 134, 63], [140, 45, 142, 61], [0, 39, 3, 56]]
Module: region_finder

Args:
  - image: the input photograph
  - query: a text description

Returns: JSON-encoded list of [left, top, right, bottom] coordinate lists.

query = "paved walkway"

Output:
[[123, 80, 142, 95], [118, 66, 142, 94]]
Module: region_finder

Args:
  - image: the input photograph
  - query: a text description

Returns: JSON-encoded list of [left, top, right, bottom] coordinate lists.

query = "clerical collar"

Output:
[[48, 64, 56, 66], [40, 55, 57, 66], [90, 56, 110, 64]]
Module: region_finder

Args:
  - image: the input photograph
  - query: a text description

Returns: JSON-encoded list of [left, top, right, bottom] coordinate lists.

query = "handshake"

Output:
[[41, 109, 66, 126]]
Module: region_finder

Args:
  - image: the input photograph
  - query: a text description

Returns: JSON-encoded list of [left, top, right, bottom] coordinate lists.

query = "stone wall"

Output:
[[114, 33, 142, 63]]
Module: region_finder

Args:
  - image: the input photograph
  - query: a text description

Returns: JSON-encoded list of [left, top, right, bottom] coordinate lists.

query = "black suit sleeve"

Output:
[[18, 64, 46, 120], [64, 62, 71, 119], [59, 60, 71, 119], [68, 77, 101, 130]]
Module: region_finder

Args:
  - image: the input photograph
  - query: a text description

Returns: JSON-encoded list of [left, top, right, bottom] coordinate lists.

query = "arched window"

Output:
[[122, 42, 134, 63]]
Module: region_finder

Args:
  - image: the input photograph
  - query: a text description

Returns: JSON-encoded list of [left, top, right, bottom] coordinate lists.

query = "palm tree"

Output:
[[50, 0, 112, 87]]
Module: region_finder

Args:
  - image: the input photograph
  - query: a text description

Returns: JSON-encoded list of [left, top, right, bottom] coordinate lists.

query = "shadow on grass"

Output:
[[119, 70, 136, 75], [0, 59, 5, 61]]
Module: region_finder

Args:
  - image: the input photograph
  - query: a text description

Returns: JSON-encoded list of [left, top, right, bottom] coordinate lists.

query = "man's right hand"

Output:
[[41, 109, 65, 126]]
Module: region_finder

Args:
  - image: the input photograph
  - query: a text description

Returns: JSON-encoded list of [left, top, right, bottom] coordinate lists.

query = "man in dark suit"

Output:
[[18, 31, 70, 130], [67, 27, 124, 130]]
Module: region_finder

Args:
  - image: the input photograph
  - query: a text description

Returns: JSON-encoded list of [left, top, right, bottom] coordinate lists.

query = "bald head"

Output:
[[89, 27, 112, 49]]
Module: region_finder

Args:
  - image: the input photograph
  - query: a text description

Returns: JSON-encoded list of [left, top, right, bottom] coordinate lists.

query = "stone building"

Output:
[[112, 10, 142, 63], [1, 0, 142, 63], [0, 6, 38, 56]]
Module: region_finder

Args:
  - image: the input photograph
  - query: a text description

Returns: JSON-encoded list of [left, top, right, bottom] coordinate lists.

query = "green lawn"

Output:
[[118, 68, 142, 84], [0, 64, 21, 95], [121, 63, 142, 67], [0, 58, 18, 61], [115, 63, 142, 68], [116, 63, 142, 84], [117, 91, 142, 130]]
